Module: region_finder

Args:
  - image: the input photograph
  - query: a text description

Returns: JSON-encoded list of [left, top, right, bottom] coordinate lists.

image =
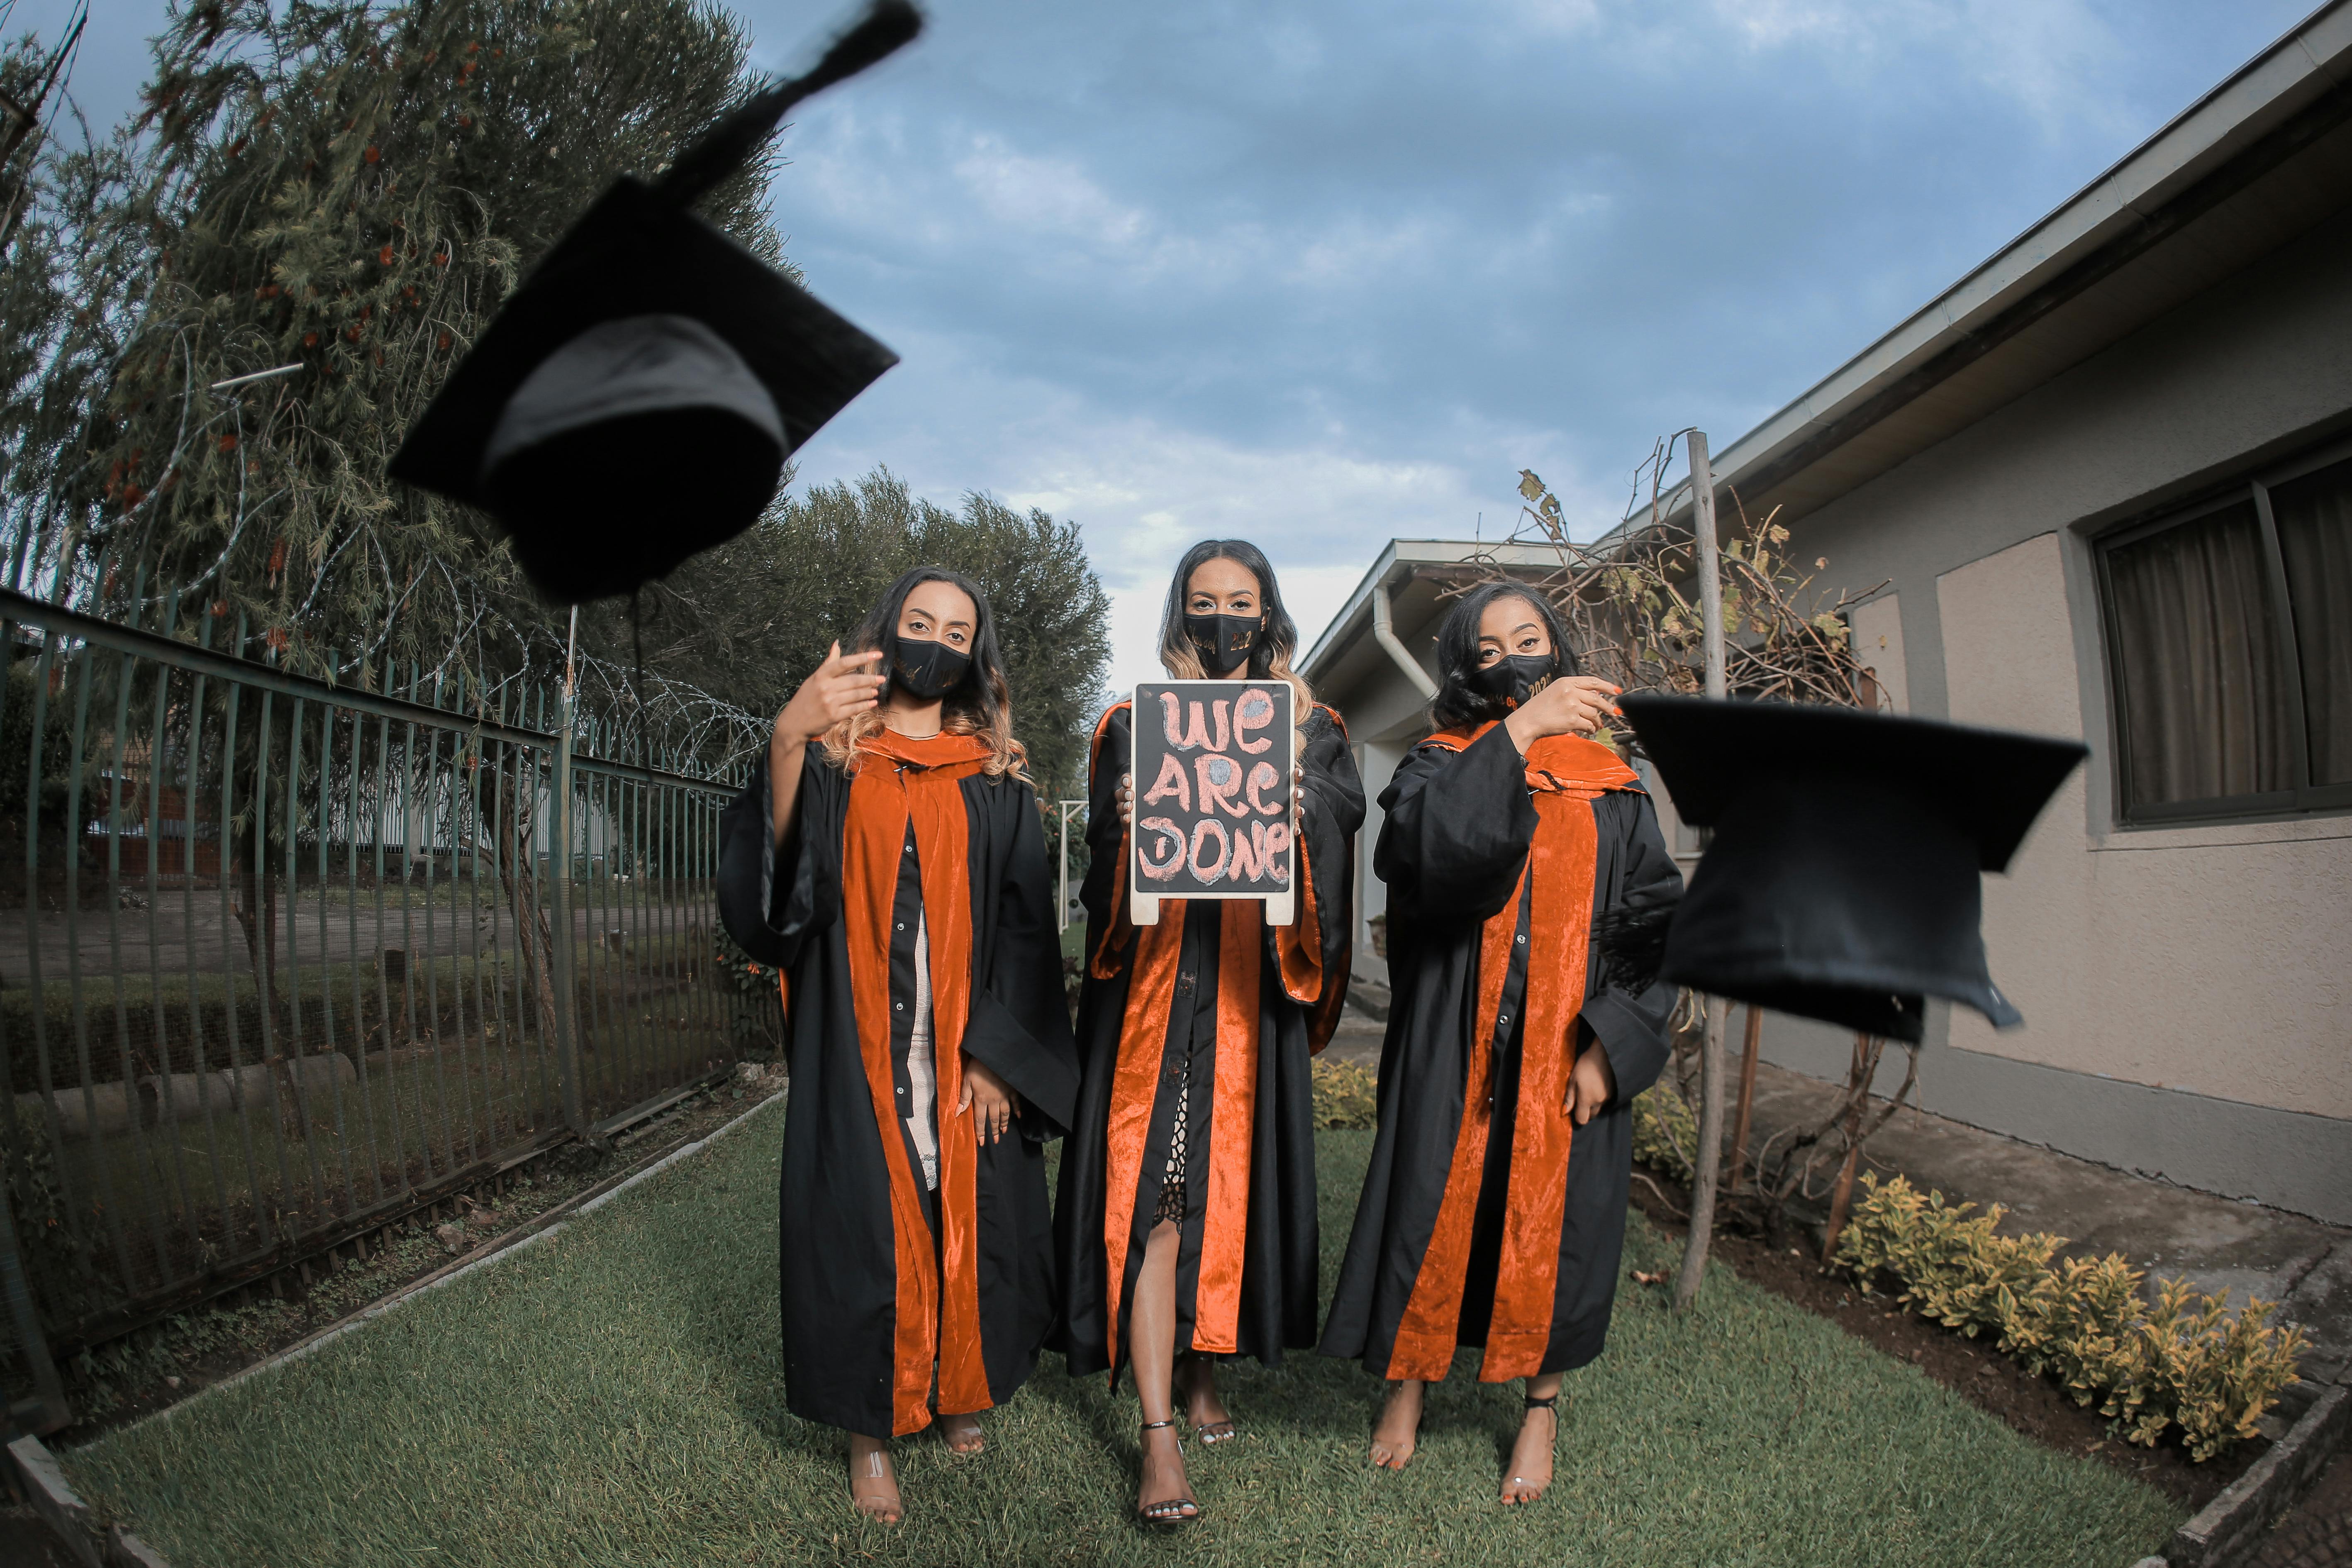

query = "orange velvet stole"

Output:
[[837, 727, 994, 1434], [1382, 724, 1640, 1383], [1089, 700, 1341, 1367]]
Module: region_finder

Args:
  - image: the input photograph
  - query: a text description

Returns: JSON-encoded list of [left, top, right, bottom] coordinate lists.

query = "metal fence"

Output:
[[0, 581, 759, 1434]]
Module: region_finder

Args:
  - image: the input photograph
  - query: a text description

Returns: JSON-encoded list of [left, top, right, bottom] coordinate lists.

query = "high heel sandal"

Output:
[[1501, 1394, 1558, 1505], [1136, 1419, 1200, 1526]]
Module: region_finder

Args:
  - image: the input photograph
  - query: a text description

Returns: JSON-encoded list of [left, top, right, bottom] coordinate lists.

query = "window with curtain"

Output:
[[2097, 443, 2352, 823]]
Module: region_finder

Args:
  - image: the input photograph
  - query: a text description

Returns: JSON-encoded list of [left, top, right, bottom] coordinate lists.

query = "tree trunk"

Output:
[[1673, 993, 1727, 1312], [494, 761, 565, 1063]]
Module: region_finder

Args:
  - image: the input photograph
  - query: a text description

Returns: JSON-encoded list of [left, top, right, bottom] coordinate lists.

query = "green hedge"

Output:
[[1836, 1172, 2306, 1460]]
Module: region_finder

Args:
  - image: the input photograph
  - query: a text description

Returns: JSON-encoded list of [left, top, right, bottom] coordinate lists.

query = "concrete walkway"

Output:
[[1325, 990, 2352, 1424]]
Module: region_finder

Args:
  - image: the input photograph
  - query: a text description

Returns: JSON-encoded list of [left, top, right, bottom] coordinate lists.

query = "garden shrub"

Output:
[[1836, 1172, 2306, 1460], [1311, 1058, 1377, 1129], [1631, 1083, 1696, 1183], [6, 1098, 108, 1322], [1311, 1071, 1692, 1147]]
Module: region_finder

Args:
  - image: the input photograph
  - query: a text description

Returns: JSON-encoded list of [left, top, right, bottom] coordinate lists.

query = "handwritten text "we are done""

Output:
[[1138, 688, 1292, 888]]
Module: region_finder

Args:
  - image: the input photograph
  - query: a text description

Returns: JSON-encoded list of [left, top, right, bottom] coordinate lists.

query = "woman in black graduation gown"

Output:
[[1319, 582, 1681, 1505], [719, 568, 1078, 1524], [1055, 540, 1364, 1525]]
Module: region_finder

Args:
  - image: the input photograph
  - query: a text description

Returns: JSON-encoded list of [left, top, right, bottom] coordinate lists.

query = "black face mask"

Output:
[[1184, 612, 1262, 675], [888, 633, 970, 701], [1472, 651, 1556, 707]]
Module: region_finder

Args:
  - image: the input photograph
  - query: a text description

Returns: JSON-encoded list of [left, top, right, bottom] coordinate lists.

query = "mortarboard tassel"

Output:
[[652, 0, 923, 210]]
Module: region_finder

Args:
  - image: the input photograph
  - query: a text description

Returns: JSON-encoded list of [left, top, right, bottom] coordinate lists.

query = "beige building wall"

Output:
[[1937, 535, 2352, 1123], [1847, 595, 1909, 713], [1743, 205, 2352, 1221]]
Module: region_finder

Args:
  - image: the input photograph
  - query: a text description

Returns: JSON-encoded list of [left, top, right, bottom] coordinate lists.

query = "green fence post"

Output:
[[551, 644, 586, 1139]]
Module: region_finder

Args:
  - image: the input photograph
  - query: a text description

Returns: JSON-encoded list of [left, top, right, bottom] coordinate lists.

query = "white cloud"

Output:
[[1499, 0, 1605, 37], [792, 326, 1631, 696], [951, 134, 1156, 254], [1704, 0, 2131, 135]]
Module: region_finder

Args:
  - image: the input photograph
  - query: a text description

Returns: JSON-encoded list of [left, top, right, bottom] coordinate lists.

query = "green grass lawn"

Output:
[[59, 1115, 2183, 1568]]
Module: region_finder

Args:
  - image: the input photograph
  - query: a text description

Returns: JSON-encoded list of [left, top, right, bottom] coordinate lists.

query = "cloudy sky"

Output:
[[21, 0, 2314, 691]]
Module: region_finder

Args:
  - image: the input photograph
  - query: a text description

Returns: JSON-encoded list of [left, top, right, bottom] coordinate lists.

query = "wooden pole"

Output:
[[1674, 431, 1727, 1314], [1728, 1002, 1762, 1193], [1691, 429, 1726, 701], [1820, 1032, 1871, 1267]]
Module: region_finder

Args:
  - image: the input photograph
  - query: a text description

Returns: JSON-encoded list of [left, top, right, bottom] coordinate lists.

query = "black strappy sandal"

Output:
[[1136, 1419, 1200, 1527], [1502, 1394, 1558, 1505]]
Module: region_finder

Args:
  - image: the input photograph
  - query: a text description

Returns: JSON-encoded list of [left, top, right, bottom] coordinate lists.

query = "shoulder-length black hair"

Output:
[[821, 565, 1028, 779], [1155, 539, 1314, 719], [1429, 581, 1580, 732]]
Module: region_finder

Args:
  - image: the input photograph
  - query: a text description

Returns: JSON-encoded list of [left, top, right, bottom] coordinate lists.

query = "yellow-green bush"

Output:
[[1310, 1058, 1378, 1129], [1836, 1172, 2306, 1460], [1631, 1083, 1696, 1183]]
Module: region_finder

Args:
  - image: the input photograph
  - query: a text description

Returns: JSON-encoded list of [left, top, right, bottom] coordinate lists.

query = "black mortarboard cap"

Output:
[[1616, 695, 2086, 1044], [389, 1, 922, 604]]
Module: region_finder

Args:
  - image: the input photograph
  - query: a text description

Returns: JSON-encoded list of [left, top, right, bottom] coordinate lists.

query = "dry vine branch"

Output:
[[1449, 444, 1894, 714], [1458, 439, 1917, 1250]]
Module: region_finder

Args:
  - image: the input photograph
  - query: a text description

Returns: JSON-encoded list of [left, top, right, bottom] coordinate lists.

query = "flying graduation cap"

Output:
[[1614, 695, 2087, 1044], [389, 1, 924, 605]]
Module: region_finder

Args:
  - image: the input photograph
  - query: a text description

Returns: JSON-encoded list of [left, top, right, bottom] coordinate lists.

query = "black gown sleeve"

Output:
[[961, 778, 1083, 1137], [717, 748, 842, 970], [1075, 705, 1133, 961], [1373, 724, 1537, 922], [1581, 789, 1684, 1103], [1290, 707, 1367, 989]]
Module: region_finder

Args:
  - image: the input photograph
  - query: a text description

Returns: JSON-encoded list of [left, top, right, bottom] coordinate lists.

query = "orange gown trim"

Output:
[[835, 726, 997, 1433], [1086, 699, 1344, 1366], [1382, 722, 1641, 1383]]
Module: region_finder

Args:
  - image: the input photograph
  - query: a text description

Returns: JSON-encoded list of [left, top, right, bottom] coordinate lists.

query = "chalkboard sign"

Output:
[[1130, 680, 1297, 927]]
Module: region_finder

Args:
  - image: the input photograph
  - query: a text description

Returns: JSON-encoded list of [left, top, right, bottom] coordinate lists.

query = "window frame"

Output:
[[2094, 434, 2352, 827]]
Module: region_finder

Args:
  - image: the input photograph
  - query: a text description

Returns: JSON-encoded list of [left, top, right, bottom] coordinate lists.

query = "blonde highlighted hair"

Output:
[[816, 566, 1032, 783]]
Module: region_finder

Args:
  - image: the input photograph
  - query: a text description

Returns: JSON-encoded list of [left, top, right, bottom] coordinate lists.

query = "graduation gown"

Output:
[[1319, 722, 1681, 1382], [1053, 699, 1365, 1378], [718, 728, 1079, 1439]]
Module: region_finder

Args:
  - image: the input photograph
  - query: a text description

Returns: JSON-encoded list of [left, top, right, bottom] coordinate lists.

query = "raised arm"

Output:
[[1374, 725, 1538, 922], [768, 641, 886, 846], [719, 744, 845, 971]]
